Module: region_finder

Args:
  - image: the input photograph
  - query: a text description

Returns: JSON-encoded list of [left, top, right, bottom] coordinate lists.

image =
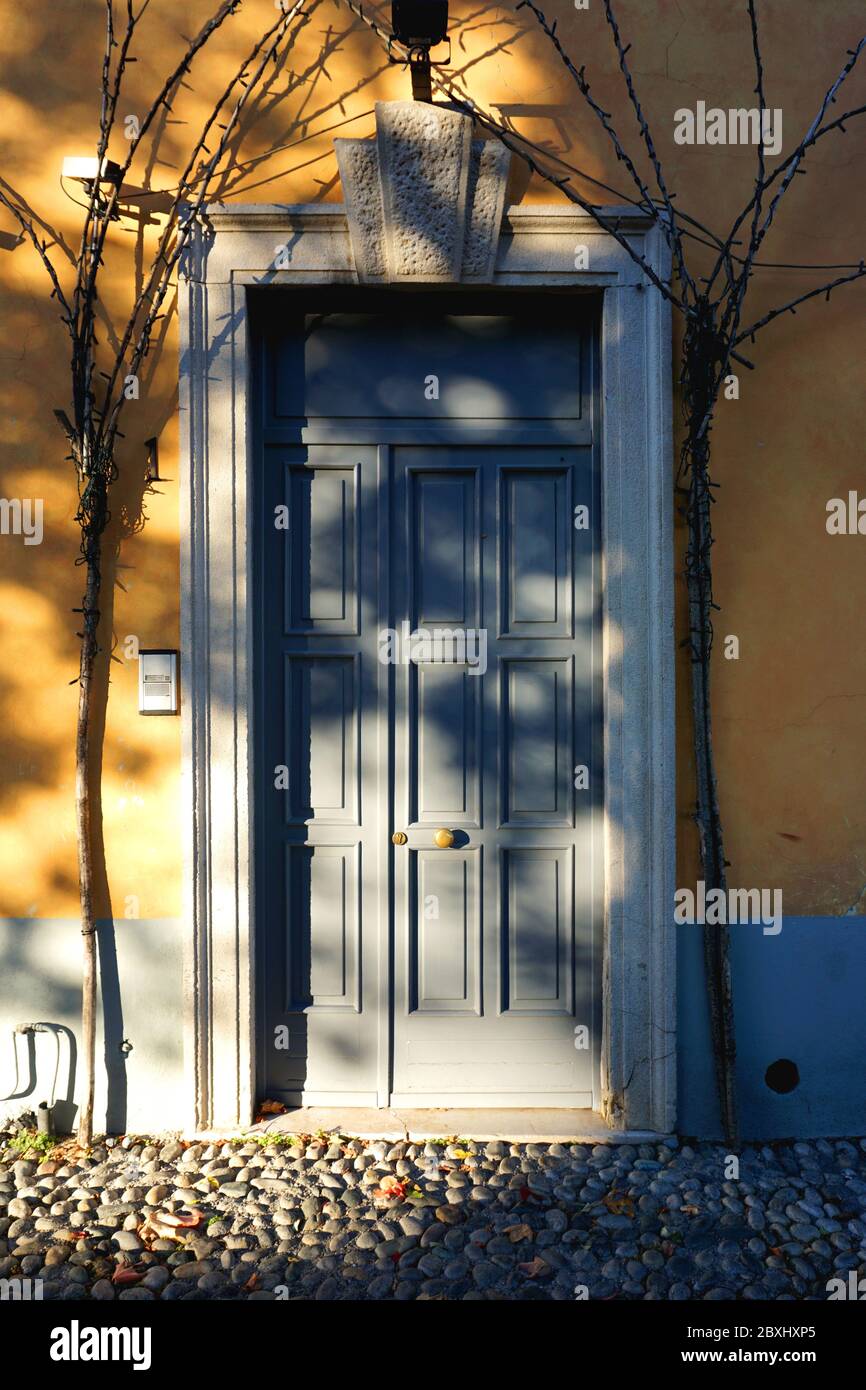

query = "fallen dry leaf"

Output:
[[369, 1178, 403, 1200], [602, 1190, 635, 1219], [255, 1099, 287, 1120], [111, 1264, 147, 1286], [138, 1207, 205, 1247], [504, 1223, 533, 1244], [244, 1272, 261, 1293], [158, 1209, 204, 1229], [518, 1257, 549, 1278], [372, 1175, 407, 1202]]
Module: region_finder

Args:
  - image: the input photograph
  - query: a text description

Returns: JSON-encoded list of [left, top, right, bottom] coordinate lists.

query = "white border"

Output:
[[179, 203, 676, 1132]]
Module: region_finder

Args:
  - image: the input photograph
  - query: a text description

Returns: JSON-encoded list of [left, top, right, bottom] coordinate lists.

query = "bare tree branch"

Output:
[[600, 0, 695, 298], [713, 0, 768, 399], [515, 2, 662, 218], [6, 0, 315, 1148], [707, 31, 866, 297], [753, 34, 866, 255], [735, 261, 866, 343], [0, 188, 74, 324], [96, 0, 307, 458], [83, 0, 243, 316]]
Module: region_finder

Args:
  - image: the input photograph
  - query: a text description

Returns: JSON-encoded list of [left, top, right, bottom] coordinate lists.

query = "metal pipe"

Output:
[[5, 1023, 64, 1125]]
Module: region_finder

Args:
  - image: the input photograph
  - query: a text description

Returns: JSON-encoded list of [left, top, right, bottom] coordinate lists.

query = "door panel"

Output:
[[257, 444, 383, 1104], [283, 655, 358, 823], [390, 444, 598, 1105], [502, 658, 574, 825], [269, 308, 585, 422], [502, 846, 573, 1013], [284, 842, 359, 1010], [415, 664, 481, 824], [413, 850, 480, 1012], [413, 469, 480, 627], [283, 463, 359, 633], [501, 468, 572, 637]]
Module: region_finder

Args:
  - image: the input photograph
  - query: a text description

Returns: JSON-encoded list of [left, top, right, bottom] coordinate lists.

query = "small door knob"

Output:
[[433, 828, 455, 849], [392, 831, 408, 845]]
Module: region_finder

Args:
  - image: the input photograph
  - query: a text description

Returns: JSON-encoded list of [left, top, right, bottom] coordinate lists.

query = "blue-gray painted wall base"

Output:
[[3, 914, 863, 1139], [678, 916, 866, 1140], [0, 920, 185, 1135]]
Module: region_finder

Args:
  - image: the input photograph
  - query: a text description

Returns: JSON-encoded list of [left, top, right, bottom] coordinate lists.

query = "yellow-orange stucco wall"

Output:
[[0, 0, 864, 919]]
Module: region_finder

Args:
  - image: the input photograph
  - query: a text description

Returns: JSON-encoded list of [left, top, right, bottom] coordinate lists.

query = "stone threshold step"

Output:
[[200, 1108, 671, 1145]]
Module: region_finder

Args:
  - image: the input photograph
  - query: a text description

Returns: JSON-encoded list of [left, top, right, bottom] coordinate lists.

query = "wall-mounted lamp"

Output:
[[61, 155, 124, 218], [60, 159, 172, 222], [61, 156, 123, 185], [390, 0, 450, 103]]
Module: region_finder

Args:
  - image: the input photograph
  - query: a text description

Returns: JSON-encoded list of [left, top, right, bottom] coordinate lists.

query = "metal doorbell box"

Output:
[[138, 649, 179, 715]]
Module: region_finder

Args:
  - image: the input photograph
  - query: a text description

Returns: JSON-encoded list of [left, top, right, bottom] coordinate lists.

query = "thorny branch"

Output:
[[705, 33, 866, 297], [96, 0, 306, 460], [0, 187, 73, 319], [735, 261, 866, 344], [519, 0, 645, 202], [492, 0, 866, 1143], [599, 0, 695, 298], [0, 0, 310, 1146]]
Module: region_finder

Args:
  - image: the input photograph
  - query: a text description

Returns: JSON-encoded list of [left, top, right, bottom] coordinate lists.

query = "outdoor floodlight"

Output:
[[60, 156, 124, 218], [390, 0, 450, 103], [61, 156, 123, 187], [391, 0, 448, 48]]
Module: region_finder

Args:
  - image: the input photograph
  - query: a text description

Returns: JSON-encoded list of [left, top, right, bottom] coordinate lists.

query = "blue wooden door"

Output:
[[389, 445, 598, 1105], [254, 293, 600, 1107]]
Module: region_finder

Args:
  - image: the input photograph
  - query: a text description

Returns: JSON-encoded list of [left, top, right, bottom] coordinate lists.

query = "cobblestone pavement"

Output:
[[2, 1122, 865, 1300]]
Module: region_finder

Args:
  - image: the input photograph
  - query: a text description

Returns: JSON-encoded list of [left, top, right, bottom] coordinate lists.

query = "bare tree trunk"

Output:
[[0, 0, 307, 1150], [682, 304, 738, 1146], [76, 531, 103, 1148]]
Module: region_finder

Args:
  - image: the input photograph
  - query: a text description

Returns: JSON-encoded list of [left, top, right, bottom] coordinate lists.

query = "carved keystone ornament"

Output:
[[335, 101, 511, 283]]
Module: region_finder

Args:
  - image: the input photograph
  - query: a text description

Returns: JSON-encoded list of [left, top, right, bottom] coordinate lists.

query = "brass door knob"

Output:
[[433, 828, 455, 849], [392, 831, 408, 845]]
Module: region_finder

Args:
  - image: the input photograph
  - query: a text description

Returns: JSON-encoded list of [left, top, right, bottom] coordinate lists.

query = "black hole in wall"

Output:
[[765, 1059, 800, 1094]]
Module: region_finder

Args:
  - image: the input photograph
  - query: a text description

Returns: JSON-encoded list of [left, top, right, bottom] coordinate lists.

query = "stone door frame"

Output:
[[179, 186, 676, 1134]]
